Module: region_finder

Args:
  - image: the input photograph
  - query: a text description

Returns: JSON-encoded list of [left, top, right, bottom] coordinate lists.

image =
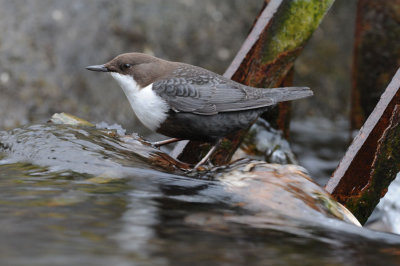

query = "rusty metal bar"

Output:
[[350, 0, 400, 130], [175, 0, 335, 165], [326, 68, 400, 224]]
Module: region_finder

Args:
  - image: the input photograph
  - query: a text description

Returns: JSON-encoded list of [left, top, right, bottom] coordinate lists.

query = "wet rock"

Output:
[[0, 114, 360, 226], [234, 118, 297, 164], [209, 161, 360, 226], [50, 112, 94, 127], [0, 117, 190, 175]]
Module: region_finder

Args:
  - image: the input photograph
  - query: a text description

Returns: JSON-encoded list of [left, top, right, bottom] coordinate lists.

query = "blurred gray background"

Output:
[[0, 0, 355, 133]]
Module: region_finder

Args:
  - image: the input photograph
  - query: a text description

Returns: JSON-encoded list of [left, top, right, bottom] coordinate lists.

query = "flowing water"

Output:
[[1, 121, 400, 266]]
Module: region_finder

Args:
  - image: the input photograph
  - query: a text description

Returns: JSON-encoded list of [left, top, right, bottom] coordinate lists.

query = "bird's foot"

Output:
[[151, 138, 181, 147], [193, 139, 222, 170]]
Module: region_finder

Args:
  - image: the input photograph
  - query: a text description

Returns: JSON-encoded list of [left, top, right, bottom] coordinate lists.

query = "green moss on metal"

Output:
[[262, 0, 334, 63], [220, 139, 233, 150], [344, 109, 400, 224]]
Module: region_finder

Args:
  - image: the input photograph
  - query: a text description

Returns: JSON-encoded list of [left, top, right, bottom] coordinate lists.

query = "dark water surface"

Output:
[[1, 123, 400, 266]]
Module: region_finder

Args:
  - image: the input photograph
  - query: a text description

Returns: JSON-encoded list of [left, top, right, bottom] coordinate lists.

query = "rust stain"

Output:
[[351, 0, 400, 130], [327, 69, 400, 194], [327, 69, 400, 224], [176, 0, 330, 165]]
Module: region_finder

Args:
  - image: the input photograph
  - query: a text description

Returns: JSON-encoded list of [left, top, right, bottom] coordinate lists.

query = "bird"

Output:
[[86, 53, 312, 168]]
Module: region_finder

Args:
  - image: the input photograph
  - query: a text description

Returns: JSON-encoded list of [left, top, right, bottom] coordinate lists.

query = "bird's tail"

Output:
[[262, 87, 313, 103]]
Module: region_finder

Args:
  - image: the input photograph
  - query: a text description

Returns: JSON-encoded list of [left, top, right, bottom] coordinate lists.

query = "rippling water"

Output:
[[1, 122, 400, 265]]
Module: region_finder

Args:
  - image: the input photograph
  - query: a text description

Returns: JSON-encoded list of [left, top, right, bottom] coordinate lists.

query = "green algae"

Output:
[[344, 109, 400, 224], [220, 139, 233, 150], [262, 0, 334, 64]]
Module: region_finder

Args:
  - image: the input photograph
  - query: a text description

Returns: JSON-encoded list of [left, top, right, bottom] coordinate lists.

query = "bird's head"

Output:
[[86, 53, 171, 88]]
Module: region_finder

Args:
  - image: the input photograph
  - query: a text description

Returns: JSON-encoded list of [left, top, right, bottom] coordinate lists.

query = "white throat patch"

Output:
[[110, 72, 169, 131]]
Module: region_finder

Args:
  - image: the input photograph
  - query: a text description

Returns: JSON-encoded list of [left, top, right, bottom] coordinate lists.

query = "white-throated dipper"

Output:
[[86, 53, 312, 167]]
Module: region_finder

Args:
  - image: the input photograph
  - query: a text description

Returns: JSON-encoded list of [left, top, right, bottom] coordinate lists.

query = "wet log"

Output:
[[50, 113, 192, 173], [176, 0, 334, 166], [326, 68, 400, 224], [351, 0, 400, 130], [0, 117, 360, 226], [206, 162, 361, 227]]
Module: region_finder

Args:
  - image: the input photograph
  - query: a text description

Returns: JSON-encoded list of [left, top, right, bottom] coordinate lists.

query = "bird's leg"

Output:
[[152, 138, 181, 147], [194, 138, 222, 169]]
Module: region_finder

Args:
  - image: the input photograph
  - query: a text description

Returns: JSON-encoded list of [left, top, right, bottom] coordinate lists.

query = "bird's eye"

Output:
[[123, 63, 131, 69]]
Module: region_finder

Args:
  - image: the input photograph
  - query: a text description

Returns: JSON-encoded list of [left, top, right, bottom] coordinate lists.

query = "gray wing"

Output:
[[153, 66, 312, 115]]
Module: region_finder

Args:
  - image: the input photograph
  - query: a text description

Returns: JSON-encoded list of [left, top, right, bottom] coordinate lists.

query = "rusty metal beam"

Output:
[[326, 68, 400, 224], [175, 0, 335, 166], [351, 0, 400, 130]]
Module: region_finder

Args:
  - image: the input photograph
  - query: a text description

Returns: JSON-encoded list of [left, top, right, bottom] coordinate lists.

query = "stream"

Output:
[[0, 117, 400, 266]]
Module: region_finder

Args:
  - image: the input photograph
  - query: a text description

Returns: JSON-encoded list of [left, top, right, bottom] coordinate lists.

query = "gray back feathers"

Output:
[[153, 64, 312, 115]]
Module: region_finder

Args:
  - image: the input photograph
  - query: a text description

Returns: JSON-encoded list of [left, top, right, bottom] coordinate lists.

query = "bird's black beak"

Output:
[[85, 64, 109, 72]]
